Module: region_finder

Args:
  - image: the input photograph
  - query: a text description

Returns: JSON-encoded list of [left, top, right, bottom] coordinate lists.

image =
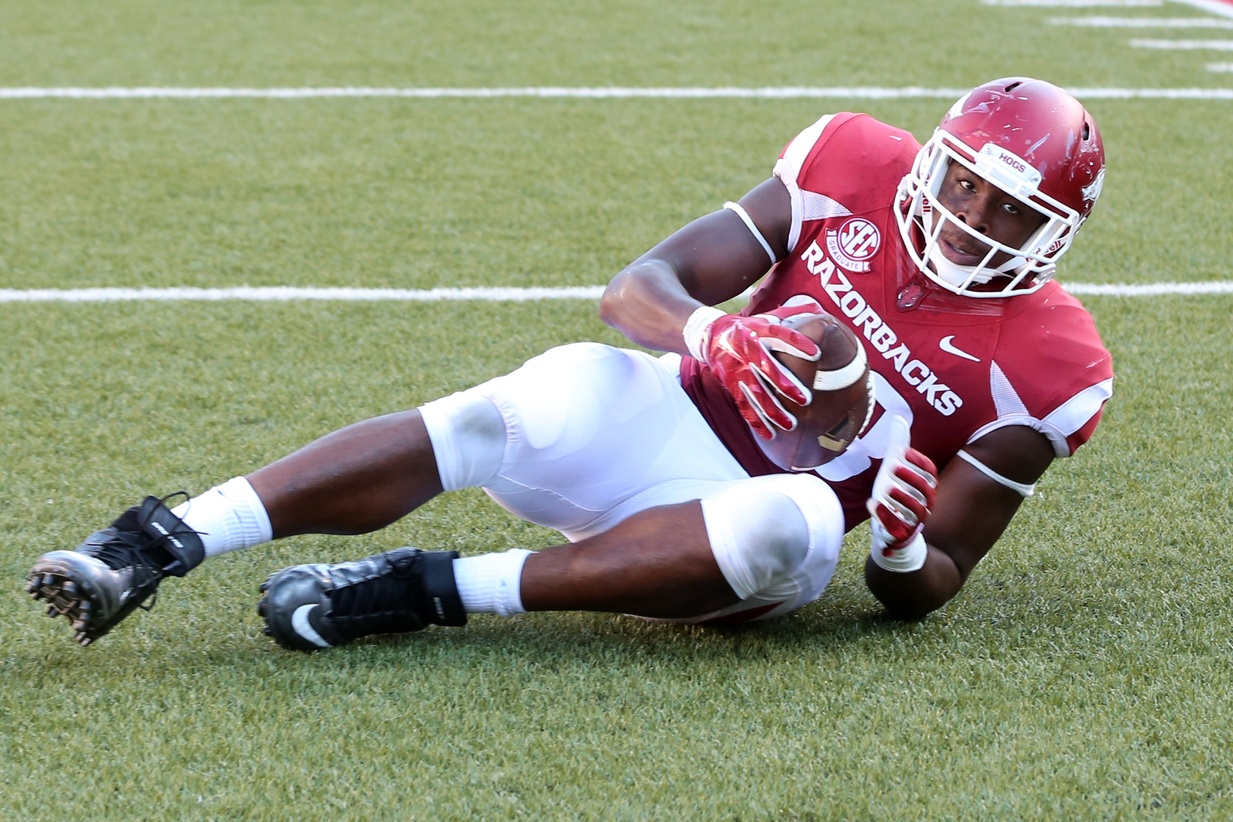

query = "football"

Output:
[[759, 311, 873, 471]]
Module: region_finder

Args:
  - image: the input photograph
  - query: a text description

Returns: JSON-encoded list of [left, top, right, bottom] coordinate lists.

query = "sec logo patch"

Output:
[[826, 217, 880, 272]]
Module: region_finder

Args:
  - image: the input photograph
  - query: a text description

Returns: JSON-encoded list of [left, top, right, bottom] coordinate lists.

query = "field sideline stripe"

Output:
[[2, 86, 1233, 100], [1, 283, 1230, 304]]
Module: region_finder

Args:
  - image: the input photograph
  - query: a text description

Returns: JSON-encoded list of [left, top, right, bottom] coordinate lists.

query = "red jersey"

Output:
[[680, 113, 1114, 530]]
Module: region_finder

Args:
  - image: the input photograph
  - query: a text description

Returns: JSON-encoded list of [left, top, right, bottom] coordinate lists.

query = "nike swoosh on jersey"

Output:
[[291, 603, 332, 648], [938, 335, 980, 362]]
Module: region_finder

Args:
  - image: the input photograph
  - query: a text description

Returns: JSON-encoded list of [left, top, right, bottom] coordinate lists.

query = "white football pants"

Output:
[[419, 343, 845, 623]]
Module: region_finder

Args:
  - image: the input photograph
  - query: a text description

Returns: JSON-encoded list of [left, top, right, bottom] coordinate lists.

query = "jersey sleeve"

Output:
[[975, 297, 1115, 457], [772, 113, 917, 255], [773, 113, 851, 254]]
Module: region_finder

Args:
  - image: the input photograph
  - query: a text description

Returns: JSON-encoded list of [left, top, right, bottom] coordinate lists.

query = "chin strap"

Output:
[[920, 206, 1028, 290], [924, 240, 1024, 289]]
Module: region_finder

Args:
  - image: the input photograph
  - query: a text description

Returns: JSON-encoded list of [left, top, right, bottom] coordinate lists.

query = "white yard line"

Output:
[[6, 87, 969, 99], [0, 85, 1232, 99], [1130, 37, 1233, 47], [1050, 15, 1233, 25], [1170, 0, 1233, 18], [0, 286, 607, 303], [1064, 282, 1233, 295], [1, 284, 1230, 304], [984, 0, 1162, 6]]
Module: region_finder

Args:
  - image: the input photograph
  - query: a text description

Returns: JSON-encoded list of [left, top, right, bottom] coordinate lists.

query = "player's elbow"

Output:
[[873, 588, 950, 621], [599, 265, 644, 328], [600, 257, 682, 330], [863, 554, 963, 621], [598, 278, 626, 329]]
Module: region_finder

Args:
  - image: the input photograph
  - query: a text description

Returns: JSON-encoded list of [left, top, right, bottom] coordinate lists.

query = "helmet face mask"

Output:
[[895, 78, 1106, 298]]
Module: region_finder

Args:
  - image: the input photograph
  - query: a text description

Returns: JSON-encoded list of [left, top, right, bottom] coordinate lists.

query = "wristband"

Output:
[[870, 530, 927, 573], [682, 306, 727, 362]]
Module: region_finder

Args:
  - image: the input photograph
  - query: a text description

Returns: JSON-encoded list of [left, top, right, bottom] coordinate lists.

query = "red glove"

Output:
[[684, 305, 821, 439], [867, 416, 938, 572]]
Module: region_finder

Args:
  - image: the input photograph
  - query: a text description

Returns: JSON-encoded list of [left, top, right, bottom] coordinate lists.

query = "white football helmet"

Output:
[[895, 77, 1106, 297]]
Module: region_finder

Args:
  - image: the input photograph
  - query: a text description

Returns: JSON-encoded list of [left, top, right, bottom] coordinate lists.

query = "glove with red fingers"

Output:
[[866, 415, 938, 573], [683, 304, 822, 439]]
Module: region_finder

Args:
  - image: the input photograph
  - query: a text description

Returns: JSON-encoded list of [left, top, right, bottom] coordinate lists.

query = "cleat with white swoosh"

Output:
[[257, 547, 466, 652]]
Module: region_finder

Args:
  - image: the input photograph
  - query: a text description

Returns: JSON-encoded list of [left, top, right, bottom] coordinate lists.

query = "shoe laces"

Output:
[[84, 492, 202, 611], [81, 528, 166, 611], [327, 552, 423, 627]]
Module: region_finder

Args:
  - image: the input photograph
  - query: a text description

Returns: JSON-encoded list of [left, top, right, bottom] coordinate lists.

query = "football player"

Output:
[[601, 76, 1112, 618], [27, 77, 1111, 650]]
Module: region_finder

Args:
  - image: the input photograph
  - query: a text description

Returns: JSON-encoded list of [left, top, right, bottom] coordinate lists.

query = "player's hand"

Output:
[[687, 305, 822, 439], [867, 416, 938, 572]]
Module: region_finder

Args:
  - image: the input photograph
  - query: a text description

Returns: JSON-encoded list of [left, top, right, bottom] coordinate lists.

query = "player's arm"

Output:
[[599, 177, 792, 355], [864, 424, 1055, 619], [601, 178, 826, 438]]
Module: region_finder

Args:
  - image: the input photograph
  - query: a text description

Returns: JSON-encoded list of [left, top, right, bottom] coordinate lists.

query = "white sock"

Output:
[[171, 477, 274, 558], [453, 549, 532, 617]]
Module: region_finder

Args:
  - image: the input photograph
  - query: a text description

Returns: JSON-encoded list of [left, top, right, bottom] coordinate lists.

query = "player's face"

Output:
[[934, 162, 1047, 268]]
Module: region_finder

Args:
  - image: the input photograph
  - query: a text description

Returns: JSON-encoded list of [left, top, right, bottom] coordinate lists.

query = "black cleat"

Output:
[[28, 495, 205, 646], [257, 547, 466, 652]]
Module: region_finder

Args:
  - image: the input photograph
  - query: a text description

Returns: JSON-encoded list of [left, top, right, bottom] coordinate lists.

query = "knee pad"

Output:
[[701, 482, 811, 600], [700, 474, 843, 601], [419, 391, 507, 492]]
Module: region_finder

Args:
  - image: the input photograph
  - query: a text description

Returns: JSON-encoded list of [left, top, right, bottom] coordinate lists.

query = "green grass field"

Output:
[[3, 0, 1232, 818]]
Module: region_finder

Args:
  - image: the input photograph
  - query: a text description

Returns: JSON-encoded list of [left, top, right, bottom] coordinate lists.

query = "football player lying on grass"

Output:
[[29, 77, 1111, 649], [32, 306, 876, 649]]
